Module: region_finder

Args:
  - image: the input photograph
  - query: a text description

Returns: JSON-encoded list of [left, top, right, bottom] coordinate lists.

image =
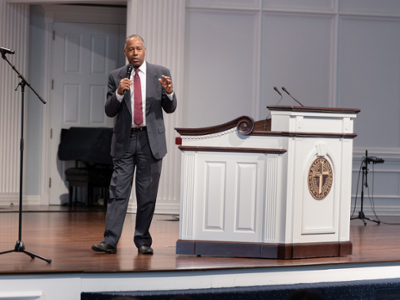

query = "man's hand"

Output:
[[159, 75, 173, 94], [117, 78, 132, 95]]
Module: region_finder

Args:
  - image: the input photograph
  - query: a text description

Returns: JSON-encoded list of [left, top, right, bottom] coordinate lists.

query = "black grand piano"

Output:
[[58, 127, 113, 207]]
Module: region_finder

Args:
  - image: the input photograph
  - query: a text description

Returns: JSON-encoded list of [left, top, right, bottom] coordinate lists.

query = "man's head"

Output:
[[124, 34, 146, 68]]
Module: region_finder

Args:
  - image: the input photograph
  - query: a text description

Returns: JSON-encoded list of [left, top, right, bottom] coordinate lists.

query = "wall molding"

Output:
[[186, 0, 262, 11], [340, 13, 400, 19], [339, 0, 400, 19], [353, 147, 400, 163], [350, 204, 400, 217], [186, 0, 337, 14]]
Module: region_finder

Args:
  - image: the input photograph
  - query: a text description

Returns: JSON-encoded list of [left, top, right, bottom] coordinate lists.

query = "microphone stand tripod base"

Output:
[[350, 150, 381, 226], [0, 241, 52, 263], [351, 211, 380, 226]]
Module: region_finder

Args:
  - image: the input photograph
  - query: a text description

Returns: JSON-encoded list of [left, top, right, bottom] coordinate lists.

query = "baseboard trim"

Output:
[[0, 194, 41, 206], [176, 240, 352, 259], [128, 202, 180, 215]]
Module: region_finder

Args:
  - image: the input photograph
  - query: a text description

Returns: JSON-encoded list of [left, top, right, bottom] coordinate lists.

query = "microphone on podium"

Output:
[[281, 87, 304, 107], [273, 87, 284, 105], [264, 87, 284, 130]]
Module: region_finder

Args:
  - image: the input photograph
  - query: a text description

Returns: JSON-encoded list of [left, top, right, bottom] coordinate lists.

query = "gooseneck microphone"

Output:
[[273, 87, 283, 105], [282, 87, 304, 107], [123, 64, 133, 95], [267, 87, 283, 117], [264, 87, 284, 130], [0, 47, 15, 55]]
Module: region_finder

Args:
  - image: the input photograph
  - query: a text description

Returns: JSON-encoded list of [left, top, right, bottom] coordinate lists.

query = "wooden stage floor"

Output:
[[1, 207, 400, 276]]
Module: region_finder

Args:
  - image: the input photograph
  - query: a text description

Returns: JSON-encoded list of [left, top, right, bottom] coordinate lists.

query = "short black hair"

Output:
[[124, 34, 145, 50]]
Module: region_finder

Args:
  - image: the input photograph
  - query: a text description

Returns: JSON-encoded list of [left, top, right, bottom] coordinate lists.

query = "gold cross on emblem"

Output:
[[313, 161, 329, 194]]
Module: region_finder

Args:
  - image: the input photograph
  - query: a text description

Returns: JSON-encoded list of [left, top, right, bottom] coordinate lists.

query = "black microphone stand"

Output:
[[0, 52, 51, 263], [351, 150, 381, 226]]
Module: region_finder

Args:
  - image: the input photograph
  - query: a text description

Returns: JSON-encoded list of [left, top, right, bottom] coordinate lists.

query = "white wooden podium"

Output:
[[175, 106, 360, 259]]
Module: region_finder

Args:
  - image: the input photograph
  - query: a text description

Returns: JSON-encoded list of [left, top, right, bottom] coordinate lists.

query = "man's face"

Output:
[[124, 37, 146, 68]]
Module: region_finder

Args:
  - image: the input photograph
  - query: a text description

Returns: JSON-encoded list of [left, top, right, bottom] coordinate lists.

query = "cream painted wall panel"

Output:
[[261, 13, 335, 119], [365, 170, 400, 197], [338, 17, 400, 151], [185, 9, 260, 128]]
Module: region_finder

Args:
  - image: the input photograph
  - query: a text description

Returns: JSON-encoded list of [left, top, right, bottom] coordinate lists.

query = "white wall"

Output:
[[183, 0, 400, 216], [184, 0, 337, 127], [0, 0, 399, 216], [338, 2, 400, 216]]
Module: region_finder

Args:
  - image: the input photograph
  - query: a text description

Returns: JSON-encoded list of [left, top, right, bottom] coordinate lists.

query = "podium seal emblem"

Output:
[[308, 157, 333, 200]]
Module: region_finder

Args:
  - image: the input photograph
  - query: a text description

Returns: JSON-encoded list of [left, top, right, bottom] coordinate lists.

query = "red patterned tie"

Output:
[[133, 68, 143, 125]]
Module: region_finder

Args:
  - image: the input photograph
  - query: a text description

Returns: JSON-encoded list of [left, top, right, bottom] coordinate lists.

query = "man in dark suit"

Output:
[[92, 34, 177, 255]]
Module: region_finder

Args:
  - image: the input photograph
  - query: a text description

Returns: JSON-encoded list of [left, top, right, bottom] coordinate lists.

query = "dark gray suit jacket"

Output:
[[105, 62, 177, 160]]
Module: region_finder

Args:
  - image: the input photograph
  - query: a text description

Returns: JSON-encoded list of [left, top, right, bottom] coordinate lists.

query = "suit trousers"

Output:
[[103, 128, 162, 248]]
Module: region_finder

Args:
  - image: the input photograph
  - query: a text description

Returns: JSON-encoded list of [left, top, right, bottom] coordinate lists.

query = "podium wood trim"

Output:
[[176, 240, 353, 259], [251, 131, 357, 139], [267, 106, 361, 114], [178, 146, 287, 154], [175, 117, 357, 139], [176, 115, 254, 136]]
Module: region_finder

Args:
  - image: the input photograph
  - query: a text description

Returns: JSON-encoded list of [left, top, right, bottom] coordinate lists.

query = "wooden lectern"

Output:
[[175, 106, 360, 259]]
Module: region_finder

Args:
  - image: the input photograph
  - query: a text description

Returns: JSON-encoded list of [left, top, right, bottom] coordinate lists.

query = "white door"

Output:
[[49, 22, 124, 205]]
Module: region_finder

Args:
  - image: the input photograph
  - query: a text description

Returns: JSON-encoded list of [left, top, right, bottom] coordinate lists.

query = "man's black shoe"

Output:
[[138, 245, 153, 255], [91, 242, 117, 254]]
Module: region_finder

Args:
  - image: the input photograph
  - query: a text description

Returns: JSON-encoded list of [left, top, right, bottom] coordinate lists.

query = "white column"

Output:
[[126, 0, 186, 214], [264, 155, 279, 242], [179, 152, 196, 239], [0, 1, 29, 204]]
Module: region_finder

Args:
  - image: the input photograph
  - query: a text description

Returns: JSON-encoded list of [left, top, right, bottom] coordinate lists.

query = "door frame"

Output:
[[40, 4, 127, 205]]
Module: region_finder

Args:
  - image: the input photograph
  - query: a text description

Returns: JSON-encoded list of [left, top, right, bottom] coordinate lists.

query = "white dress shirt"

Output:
[[115, 61, 174, 128]]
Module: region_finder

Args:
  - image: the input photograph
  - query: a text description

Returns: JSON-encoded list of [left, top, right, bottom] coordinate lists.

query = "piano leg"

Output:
[[69, 185, 73, 207]]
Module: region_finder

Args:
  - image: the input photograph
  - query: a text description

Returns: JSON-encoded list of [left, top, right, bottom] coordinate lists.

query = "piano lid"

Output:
[[58, 127, 113, 165]]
